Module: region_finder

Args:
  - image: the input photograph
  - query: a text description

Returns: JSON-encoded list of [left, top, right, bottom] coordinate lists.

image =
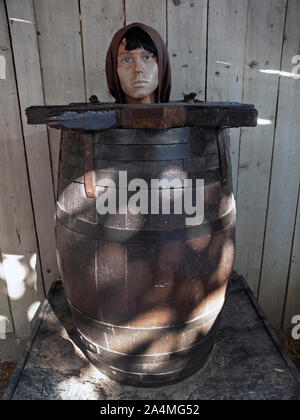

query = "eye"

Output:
[[121, 57, 132, 63], [143, 55, 153, 61]]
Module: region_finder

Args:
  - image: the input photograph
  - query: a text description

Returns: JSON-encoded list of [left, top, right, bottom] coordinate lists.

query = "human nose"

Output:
[[133, 57, 144, 73]]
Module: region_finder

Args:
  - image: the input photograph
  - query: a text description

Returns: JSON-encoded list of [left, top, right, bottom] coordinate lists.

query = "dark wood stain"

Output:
[[56, 122, 237, 386]]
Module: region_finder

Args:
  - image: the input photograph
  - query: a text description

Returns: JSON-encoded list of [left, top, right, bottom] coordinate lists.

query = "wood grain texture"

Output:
[[0, 0, 44, 336], [6, 0, 58, 293], [167, 0, 207, 102], [33, 0, 85, 196], [259, 0, 300, 329], [206, 0, 248, 195], [80, 0, 124, 101], [235, 0, 287, 298], [125, 0, 166, 41]]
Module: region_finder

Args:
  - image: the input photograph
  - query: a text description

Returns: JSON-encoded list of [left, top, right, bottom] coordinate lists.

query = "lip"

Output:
[[132, 80, 149, 85]]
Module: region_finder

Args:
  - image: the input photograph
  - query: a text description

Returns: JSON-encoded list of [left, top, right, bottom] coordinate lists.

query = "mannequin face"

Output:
[[117, 38, 158, 104]]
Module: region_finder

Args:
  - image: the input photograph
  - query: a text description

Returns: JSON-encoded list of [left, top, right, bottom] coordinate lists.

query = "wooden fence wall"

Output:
[[0, 0, 299, 359]]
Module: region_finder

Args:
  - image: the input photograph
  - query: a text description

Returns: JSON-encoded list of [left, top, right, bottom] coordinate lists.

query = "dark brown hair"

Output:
[[123, 27, 158, 57]]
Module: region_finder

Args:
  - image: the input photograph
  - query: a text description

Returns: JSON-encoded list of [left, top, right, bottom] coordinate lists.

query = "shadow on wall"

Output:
[[0, 253, 44, 341]]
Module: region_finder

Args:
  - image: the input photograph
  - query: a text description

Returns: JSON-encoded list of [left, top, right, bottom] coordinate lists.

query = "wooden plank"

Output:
[[235, 0, 287, 299], [0, 251, 14, 335], [26, 102, 258, 129], [259, 0, 300, 329], [125, 0, 166, 41], [167, 0, 207, 102], [0, 0, 45, 337], [33, 0, 85, 196], [206, 0, 248, 196], [6, 0, 59, 293], [283, 186, 300, 330], [80, 0, 124, 101]]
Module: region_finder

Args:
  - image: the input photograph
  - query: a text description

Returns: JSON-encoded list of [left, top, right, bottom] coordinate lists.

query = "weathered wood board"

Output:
[[6, 0, 58, 292], [167, 0, 207, 102], [0, 0, 45, 337], [259, 0, 300, 329], [126, 0, 166, 41], [235, 0, 287, 300], [25, 102, 258, 130], [33, 0, 85, 196], [206, 0, 248, 195], [80, 0, 124, 102]]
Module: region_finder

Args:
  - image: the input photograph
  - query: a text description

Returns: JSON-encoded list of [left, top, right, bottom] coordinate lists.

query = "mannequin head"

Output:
[[117, 28, 158, 104], [106, 22, 171, 104]]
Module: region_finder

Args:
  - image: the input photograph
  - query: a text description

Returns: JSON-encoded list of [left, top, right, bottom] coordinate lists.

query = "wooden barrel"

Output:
[[55, 124, 235, 386]]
